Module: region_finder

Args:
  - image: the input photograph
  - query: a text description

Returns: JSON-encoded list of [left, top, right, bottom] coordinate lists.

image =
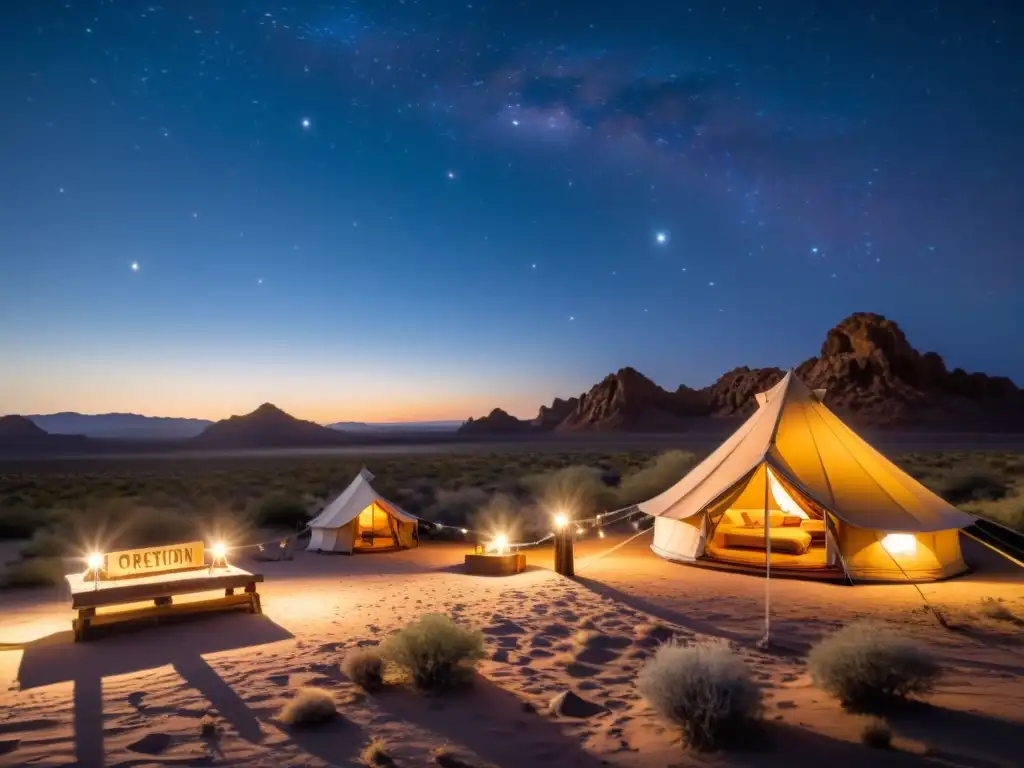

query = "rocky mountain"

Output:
[[192, 403, 349, 447], [327, 420, 462, 432], [0, 415, 90, 452], [27, 412, 212, 439], [557, 367, 708, 431], [459, 408, 535, 434], [459, 312, 1024, 432]]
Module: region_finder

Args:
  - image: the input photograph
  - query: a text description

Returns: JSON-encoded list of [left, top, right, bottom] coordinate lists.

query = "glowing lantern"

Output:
[[553, 513, 569, 529], [880, 533, 917, 557]]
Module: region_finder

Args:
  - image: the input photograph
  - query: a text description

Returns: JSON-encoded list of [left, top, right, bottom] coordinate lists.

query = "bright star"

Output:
[[301, 117, 311, 129], [531, 263, 537, 269], [257, 278, 263, 284], [447, 170, 455, 179], [130, 262, 139, 272], [811, 246, 819, 254], [655, 231, 668, 244], [708, 281, 715, 287], [569, 315, 575, 321], [512, 119, 520, 126]]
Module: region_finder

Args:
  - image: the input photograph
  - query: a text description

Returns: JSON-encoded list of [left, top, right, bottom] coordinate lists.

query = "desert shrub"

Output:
[[617, 450, 696, 506], [343, 647, 385, 691], [966, 495, 1024, 533], [381, 613, 485, 690], [522, 465, 617, 518], [979, 597, 1022, 624], [936, 466, 1009, 505], [249, 494, 310, 529], [425, 487, 489, 525], [861, 718, 892, 749], [120, 506, 201, 546], [0, 505, 50, 539], [19, 529, 70, 559], [808, 621, 940, 709], [637, 639, 762, 750], [360, 737, 394, 766], [278, 687, 337, 726], [1, 557, 66, 588]]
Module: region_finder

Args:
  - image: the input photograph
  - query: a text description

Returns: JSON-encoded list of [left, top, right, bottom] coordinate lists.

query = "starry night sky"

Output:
[[1, 1, 1022, 422]]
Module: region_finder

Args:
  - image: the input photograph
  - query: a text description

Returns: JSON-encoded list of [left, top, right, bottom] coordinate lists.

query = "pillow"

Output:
[[740, 511, 754, 527], [781, 515, 802, 527]]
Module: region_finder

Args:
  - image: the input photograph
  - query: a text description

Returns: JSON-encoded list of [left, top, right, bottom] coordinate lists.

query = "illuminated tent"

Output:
[[639, 371, 974, 582], [307, 468, 419, 553]]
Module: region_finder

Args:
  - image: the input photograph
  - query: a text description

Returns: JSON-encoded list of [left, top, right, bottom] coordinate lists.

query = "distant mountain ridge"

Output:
[[22, 412, 461, 439], [192, 403, 348, 448], [460, 312, 1024, 433], [27, 412, 213, 439]]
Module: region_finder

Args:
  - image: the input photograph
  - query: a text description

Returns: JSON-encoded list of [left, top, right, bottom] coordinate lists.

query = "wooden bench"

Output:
[[65, 565, 264, 642]]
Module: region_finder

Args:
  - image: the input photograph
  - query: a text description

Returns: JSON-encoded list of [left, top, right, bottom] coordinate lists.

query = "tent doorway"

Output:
[[702, 465, 832, 572], [356, 501, 403, 551]]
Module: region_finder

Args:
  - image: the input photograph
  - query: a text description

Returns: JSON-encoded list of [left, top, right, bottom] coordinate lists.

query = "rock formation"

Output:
[[192, 403, 348, 447], [459, 312, 1024, 432], [458, 408, 535, 434]]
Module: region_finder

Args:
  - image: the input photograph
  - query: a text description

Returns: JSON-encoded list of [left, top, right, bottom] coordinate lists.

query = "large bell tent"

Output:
[[307, 468, 419, 553], [638, 371, 974, 582]]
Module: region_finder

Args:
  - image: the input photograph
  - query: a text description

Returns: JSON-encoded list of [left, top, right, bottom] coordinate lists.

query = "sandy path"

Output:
[[1, 535, 1022, 767]]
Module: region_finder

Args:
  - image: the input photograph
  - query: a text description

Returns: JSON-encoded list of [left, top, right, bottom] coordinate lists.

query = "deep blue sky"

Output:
[[1, 1, 1021, 421]]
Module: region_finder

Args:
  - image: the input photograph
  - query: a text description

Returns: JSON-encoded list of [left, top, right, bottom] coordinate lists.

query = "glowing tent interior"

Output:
[[307, 468, 419, 553], [638, 371, 975, 582]]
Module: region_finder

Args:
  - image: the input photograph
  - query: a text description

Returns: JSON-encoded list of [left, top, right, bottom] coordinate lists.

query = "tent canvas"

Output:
[[641, 371, 974, 582], [307, 468, 419, 554]]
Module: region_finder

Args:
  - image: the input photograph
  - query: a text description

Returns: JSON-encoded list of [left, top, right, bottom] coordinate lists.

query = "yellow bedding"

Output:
[[717, 524, 812, 554]]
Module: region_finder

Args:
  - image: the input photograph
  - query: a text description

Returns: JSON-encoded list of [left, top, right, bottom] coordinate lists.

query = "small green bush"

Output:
[[861, 717, 892, 749], [278, 687, 337, 726], [381, 613, 485, 690], [343, 647, 385, 691], [808, 622, 940, 709], [637, 639, 762, 750], [1, 557, 66, 588]]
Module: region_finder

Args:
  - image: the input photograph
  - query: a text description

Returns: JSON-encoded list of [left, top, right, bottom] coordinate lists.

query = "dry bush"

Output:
[[425, 487, 489, 525], [381, 613, 485, 691], [278, 687, 337, 726], [0, 505, 50, 539], [360, 737, 395, 765], [343, 647, 385, 691], [636, 639, 762, 750], [808, 622, 940, 709], [979, 597, 1023, 625], [248, 493, 310, 529], [861, 718, 893, 749], [617, 450, 696, 506]]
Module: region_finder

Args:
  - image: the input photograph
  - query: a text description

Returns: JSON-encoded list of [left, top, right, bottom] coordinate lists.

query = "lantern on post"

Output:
[[552, 512, 574, 577]]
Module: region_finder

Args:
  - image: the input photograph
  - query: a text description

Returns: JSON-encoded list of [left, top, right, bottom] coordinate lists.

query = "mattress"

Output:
[[717, 524, 812, 555]]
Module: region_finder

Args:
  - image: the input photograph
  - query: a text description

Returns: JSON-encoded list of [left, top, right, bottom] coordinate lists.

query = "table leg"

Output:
[[225, 587, 234, 596], [155, 596, 173, 607]]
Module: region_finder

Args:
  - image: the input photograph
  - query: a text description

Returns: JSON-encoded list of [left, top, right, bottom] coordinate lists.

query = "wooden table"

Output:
[[65, 566, 264, 641]]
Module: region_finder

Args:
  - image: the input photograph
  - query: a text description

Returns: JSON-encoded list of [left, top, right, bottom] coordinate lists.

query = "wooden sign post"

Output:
[[65, 540, 263, 641]]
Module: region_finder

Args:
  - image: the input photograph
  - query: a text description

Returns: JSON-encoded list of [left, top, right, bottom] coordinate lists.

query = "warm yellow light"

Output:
[[598, 529, 605, 539], [489, 534, 509, 555], [87, 552, 104, 571], [881, 533, 917, 557], [575, 527, 584, 536], [211, 542, 228, 560], [553, 513, 569, 529], [460, 528, 468, 535]]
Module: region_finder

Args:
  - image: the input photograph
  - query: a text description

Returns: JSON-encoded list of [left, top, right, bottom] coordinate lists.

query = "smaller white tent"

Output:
[[307, 468, 419, 553]]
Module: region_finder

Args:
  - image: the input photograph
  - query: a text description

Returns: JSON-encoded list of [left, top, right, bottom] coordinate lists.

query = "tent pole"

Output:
[[761, 466, 771, 648]]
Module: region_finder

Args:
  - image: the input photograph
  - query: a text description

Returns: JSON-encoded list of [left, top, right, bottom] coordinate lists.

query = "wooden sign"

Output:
[[104, 541, 205, 579]]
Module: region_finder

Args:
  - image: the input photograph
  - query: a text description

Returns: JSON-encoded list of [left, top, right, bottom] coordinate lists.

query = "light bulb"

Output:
[[211, 542, 227, 560], [87, 552, 103, 570]]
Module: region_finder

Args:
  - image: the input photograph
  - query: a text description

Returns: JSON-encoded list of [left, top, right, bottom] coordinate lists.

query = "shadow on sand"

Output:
[[885, 702, 1022, 768], [18, 613, 293, 766], [375, 674, 607, 768], [572, 575, 808, 655]]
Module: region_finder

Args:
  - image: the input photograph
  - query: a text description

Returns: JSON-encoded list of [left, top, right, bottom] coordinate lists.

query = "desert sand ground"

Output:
[[1, 533, 1022, 767]]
